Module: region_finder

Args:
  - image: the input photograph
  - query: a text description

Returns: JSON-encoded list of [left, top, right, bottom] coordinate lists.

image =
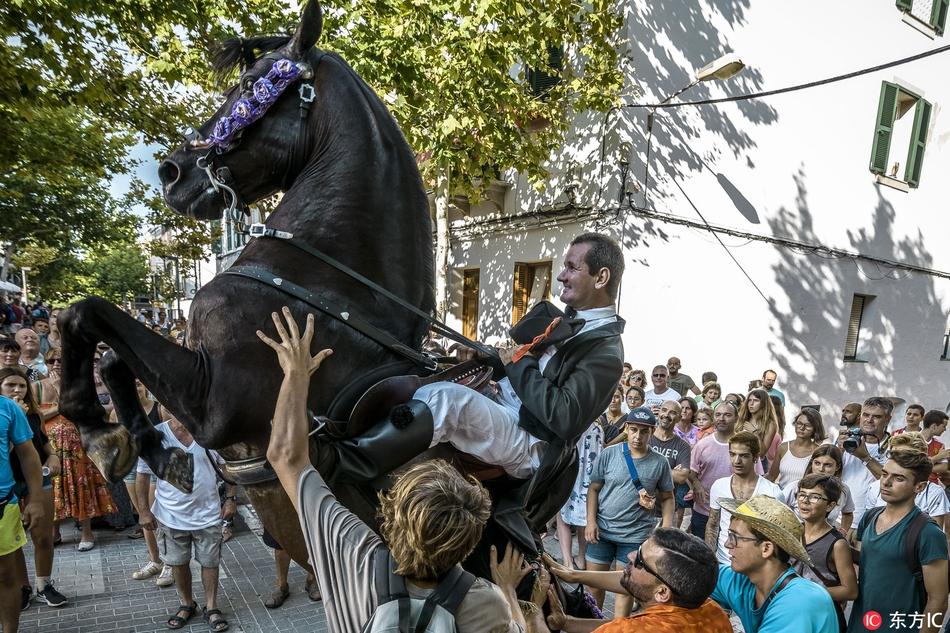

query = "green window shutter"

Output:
[[896, 0, 912, 10], [869, 82, 899, 175], [931, 0, 949, 34], [905, 99, 932, 188], [527, 44, 564, 97], [844, 295, 866, 361]]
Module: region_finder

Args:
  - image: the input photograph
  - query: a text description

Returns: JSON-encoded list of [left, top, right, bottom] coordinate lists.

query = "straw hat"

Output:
[[717, 495, 811, 565]]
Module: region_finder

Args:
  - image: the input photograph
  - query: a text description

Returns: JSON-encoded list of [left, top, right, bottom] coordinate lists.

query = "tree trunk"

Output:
[[434, 165, 451, 320], [1, 243, 13, 283]]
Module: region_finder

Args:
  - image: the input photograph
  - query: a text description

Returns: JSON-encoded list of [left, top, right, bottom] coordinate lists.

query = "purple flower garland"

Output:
[[208, 58, 304, 149]]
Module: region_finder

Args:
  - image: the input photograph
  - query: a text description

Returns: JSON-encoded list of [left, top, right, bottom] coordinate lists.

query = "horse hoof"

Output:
[[83, 425, 140, 483], [162, 448, 195, 494]]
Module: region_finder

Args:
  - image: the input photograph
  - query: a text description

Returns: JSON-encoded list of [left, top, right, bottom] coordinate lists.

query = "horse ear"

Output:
[[290, 0, 323, 57]]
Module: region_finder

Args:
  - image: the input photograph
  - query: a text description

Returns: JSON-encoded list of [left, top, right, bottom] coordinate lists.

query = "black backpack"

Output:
[[862, 507, 939, 603]]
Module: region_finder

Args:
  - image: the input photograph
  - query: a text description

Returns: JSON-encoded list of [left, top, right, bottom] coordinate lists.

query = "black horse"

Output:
[[58, 0, 433, 568]]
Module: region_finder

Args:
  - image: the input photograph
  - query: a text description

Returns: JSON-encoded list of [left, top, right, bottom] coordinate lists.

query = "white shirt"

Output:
[[709, 475, 784, 564], [840, 451, 879, 525], [137, 421, 223, 530], [644, 387, 679, 410]]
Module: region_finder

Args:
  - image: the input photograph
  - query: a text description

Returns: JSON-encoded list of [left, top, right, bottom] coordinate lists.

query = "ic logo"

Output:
[[862, 611, 882, 631]]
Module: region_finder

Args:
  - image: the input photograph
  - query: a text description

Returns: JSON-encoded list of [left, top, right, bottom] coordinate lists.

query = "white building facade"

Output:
[[443, 0, 950, 424]]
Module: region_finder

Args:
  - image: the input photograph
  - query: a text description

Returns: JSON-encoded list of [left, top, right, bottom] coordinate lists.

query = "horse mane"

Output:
[[212, 36, 292, 79]]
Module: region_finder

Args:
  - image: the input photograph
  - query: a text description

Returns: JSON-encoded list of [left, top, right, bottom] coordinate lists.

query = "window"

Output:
[[897, 0, 949, 35], [844, 294, 873, 362], [869, 81, 932, 188], [512, 262, 552, 324], [941, 314, 950, 360], [526, 45, 564, 98], [462, 269, 480, 340]]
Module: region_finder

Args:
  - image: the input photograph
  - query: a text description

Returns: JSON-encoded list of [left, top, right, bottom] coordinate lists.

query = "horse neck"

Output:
[[244, 60, 434, 348]]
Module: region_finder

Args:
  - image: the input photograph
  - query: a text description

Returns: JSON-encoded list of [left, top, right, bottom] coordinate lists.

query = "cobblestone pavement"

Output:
[[19, 508, 741, 632], [18, 506, 327, 633]]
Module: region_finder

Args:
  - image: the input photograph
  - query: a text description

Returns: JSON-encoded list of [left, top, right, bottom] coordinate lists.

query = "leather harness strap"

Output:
[[222, 264, 438, 371], [247, 229, 497, 360]]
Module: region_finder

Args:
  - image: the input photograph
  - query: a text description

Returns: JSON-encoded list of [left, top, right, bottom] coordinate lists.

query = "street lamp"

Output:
[[641, 53, 746, 204], [20, 267, 31, 304]]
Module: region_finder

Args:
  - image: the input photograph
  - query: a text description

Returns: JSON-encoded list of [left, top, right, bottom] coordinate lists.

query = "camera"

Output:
[[841, 427, 868, 453]]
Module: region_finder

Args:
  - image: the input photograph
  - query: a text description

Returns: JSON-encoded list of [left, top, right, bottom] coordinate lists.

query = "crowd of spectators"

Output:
[[551, 358, 950, 632]]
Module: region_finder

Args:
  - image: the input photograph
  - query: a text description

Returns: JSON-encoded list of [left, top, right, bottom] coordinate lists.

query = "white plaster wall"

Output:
[[448, 0, 950, 432]]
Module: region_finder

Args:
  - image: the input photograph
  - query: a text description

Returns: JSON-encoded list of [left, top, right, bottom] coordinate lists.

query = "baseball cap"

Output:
[[625, 406, 657, 427]]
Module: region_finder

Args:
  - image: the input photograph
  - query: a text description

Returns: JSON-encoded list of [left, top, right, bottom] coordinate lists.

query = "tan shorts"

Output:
[[0, 503, 26, 557], [158, 522, 222, 568]]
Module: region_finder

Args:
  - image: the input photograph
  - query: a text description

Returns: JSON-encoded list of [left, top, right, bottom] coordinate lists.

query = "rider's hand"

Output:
[[257, 307, 332, 378]]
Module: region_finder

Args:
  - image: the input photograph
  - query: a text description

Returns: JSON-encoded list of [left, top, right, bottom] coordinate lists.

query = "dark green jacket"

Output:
[[500, 317, 625, 537]]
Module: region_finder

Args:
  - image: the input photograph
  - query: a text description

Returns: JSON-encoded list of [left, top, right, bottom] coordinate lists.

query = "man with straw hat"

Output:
[[710, 495, 837, 633]]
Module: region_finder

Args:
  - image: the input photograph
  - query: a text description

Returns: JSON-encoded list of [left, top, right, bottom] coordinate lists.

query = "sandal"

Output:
[[263, 585, 290, 609], [203, 607, 229, 632], [167, 602, 198, 629]]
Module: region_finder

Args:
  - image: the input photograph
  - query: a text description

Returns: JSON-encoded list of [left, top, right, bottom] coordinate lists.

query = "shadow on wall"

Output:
[[766, 170, 946, 421], [618, 0, 778, 213]]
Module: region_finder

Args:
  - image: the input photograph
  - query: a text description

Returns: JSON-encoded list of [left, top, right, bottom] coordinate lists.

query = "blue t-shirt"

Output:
[[0, 396, 34, 502], [590, 443, 673, 543], [712, 564, 837, 633], [847, 506, 948, 633]]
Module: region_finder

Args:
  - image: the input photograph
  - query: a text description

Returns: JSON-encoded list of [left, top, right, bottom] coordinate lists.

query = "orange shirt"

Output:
[[593, 598, 732, 633]]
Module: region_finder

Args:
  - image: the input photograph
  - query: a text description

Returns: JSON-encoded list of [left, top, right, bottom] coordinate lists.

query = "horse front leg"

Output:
[[59, 297, 207, 491], [99, 353, 194, 493]]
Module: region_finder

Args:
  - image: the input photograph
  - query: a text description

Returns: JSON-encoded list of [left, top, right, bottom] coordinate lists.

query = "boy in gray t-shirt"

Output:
[[590, 444, 674, 544], [584, 407, 674, 617]]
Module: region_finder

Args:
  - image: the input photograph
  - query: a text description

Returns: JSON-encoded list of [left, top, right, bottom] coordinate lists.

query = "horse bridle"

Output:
[[182, 50, 326, 229]]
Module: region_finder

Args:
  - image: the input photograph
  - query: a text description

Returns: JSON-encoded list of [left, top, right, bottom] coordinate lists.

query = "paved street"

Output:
[[19, 507, 742, 632], [18, 506, 327, 633]]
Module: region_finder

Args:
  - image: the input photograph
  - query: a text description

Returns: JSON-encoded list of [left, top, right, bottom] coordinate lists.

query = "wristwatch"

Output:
[[222, 495, 237, 503]]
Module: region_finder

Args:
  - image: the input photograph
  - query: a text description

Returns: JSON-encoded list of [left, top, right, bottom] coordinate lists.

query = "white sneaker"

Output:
[[133, 561, 162, 580], [77, 541, 95, 552], [155, 565, 175, 588]]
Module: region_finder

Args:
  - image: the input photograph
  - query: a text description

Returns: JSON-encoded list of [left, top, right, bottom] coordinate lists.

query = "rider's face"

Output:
[[556, 243, 604, 310]]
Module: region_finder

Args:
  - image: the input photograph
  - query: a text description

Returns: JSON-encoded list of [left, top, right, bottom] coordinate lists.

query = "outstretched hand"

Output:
[[256, 307, 332, 377], [490, 543, 533, 591]]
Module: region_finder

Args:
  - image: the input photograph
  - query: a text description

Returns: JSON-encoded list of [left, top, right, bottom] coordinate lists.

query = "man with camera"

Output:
[[839, 397, 894, 477], [837, 397, 893, 528]]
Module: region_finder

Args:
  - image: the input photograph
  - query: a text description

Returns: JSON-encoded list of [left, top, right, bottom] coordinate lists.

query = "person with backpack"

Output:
[[847, 440, 948, 633], [260, 309, 526, 633]]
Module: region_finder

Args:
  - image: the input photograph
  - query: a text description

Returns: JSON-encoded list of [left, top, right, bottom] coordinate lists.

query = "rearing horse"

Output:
[[58, 0, 433, 568]]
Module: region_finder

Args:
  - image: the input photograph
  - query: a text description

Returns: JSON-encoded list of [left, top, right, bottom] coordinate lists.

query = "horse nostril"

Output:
[[159, 159, 182, 189]]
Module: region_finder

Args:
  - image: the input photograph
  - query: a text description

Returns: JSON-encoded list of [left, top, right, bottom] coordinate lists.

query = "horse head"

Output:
[[159, 0, 324, 220]]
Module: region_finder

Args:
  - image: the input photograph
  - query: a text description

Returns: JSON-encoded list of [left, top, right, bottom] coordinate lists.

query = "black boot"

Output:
[[311, 399, 434, 485]]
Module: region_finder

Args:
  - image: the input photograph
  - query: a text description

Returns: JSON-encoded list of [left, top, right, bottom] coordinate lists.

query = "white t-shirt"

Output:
[[644, 387, 679, 410], [840, 451, 879, 525], [864, 480, 949, 518], [782, 479, 856, 527], [137, 421, 223, 530], [709, 475, 784, 564]]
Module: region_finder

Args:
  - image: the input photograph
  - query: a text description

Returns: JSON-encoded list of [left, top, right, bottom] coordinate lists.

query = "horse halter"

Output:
[[182, 52, 324, 227]]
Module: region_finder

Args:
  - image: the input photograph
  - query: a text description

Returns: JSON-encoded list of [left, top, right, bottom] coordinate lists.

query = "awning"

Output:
[[0, 280, 22, 293]]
